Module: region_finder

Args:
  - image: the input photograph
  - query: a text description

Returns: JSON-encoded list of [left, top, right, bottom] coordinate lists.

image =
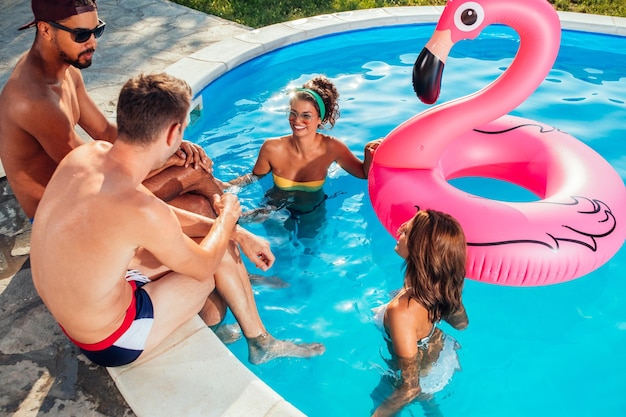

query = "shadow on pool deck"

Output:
[[0, 0, 249, 414]]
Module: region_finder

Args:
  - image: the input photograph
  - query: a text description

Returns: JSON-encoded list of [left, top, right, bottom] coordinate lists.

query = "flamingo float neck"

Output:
[[373, 0, 561, 169]]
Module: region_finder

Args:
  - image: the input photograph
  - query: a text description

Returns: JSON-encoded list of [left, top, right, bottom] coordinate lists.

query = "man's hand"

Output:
[[175, 141, 212, 172], [212, 193, 241, 227], [233, 227, 275, 271]]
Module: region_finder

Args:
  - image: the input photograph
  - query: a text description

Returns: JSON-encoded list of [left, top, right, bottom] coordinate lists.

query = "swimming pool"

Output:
[[181, 15, 626, 417]]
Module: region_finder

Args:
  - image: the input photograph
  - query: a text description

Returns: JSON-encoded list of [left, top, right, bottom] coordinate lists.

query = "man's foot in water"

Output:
[[240, 206, 277, 223], [248, 274, 289, 288], [210, 323, 242, 345], [247, 332, 325, 365]]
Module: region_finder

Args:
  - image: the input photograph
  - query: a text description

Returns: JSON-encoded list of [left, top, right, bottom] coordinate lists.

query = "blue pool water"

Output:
[[184, 24, 626, 417]]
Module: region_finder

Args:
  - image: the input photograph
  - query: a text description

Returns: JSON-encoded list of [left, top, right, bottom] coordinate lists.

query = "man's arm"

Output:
[[12, 66, 113, 163], [371, 355, 422, 417], [231, 225, 274, 271], [177, 141, 212, 171], [137, 193, 240, 282], [165, 196, 274, 271], [145, 141, 215, 180], [73, 67, 117, 143]]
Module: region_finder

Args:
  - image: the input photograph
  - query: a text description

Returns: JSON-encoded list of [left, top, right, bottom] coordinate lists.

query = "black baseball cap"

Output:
[[19, 0, 97, 31]]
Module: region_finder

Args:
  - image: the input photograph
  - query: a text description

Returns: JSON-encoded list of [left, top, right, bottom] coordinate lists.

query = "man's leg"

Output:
[[213, 242, 325, 364], [139, 270, 216, 355], [167, 192, 215, 219], [200, 290, 242, 344], [129, 241, 324, 364], [143, 165, 223, 203], [126, 248, 223, 355], [212, 242, 265, 337], [144, 165, 227, 222], [129, 248, 242, 345]]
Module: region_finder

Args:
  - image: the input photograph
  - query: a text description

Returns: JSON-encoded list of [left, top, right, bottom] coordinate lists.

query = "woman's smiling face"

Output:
[[288, 99, 319, 136]]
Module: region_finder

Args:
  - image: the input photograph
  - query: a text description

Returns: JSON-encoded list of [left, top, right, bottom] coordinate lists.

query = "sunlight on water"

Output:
[[185, 24, 626, 417]]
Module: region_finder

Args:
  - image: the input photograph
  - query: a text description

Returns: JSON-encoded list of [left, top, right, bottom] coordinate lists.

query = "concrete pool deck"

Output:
[[0, 1, 253, 415], [1, 1, 625, 416]]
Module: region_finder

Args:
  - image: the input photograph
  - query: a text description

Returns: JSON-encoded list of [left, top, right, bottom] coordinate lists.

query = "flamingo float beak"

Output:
[[413, 29, 454, 105]]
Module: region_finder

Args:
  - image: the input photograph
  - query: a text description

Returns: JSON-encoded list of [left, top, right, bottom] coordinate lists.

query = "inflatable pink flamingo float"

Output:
[[368, 0, 626, 286]]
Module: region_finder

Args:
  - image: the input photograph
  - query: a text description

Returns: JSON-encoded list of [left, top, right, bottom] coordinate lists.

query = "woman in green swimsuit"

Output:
[[229, 75, 380, 238]]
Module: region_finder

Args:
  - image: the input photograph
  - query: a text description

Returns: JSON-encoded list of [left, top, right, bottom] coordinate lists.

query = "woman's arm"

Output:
[[372, 355, 422, 417], [228, 139, 274, 187], [228, 172, 262, 188], [332, 138, 367, 179], [333, 137, 383, 179], [443, 303, 469, 330], [363, 138, 383, 177], [372, 301, 422, 417]]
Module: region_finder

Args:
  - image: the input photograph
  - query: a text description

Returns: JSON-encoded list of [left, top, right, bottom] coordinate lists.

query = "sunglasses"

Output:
[[47, 18, 106, 43], [287, 110, 316, 123]]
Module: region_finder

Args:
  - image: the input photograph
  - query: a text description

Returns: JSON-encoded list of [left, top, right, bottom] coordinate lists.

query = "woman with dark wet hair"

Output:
[[372, 209, 469, 417]]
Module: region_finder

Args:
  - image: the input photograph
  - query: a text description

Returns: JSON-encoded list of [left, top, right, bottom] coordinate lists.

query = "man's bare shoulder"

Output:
[[0, 73, 73, 163], [0, 59, 70, 129], [0, 89, 56, 132], [2, 51, 83, 101], [0, 57, 85, 161], [2, 54, 45, 96], [42, 143, 169, 239], [0, 72, 30, 125]]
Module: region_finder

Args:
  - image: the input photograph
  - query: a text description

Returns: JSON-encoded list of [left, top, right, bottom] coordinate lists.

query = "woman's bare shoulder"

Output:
[[261, 135, 290, 149], [388, 291, 429, 321], [319, 133, 340, 143], [387, 291, 412, 316], [322, 134, 350, 151]]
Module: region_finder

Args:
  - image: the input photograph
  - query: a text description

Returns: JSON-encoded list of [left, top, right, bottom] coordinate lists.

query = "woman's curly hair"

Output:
[[293, 75, 340, 128]]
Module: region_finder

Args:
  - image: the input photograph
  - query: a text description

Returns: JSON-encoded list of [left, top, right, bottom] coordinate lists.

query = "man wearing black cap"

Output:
[[0, 0, 224, 221]]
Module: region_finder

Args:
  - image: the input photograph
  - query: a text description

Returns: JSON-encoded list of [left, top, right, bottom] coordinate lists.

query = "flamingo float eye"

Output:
[[454, 1, 485, 32]]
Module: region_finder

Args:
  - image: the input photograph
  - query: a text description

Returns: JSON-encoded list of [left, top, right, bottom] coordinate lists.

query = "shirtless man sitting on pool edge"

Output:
[[0, 0, 219, 221], [30, 72, 325, 367]]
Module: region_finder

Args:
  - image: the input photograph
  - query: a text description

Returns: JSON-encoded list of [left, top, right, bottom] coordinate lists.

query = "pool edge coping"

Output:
[[165, 7, 626, 96]]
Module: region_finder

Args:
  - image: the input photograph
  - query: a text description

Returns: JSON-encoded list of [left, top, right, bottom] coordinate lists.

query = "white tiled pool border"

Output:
[[109, 7, 626, 417], [165, 7, 626, 96]]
